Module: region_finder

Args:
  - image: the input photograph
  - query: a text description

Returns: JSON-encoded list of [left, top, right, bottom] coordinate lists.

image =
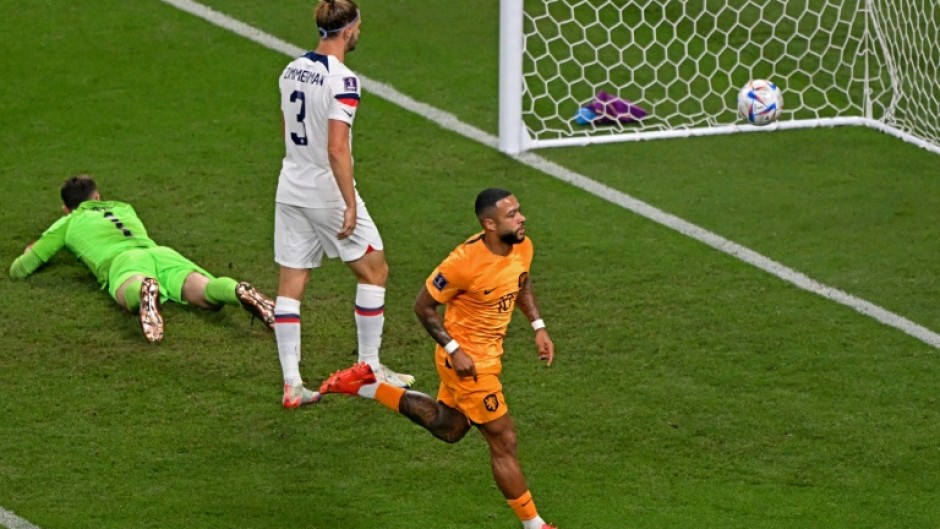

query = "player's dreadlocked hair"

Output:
[[61, 175, 98, 210], [315, 0, 359, 40], [474, 188, 513, 220]]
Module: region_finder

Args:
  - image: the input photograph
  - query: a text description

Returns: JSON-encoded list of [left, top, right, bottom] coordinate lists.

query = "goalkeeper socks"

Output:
[[354, 283, 385, 369], [274, 296, 303, 387], [123, 279, 143, 311], [507, 491, 542, 527], [204, 277, 240, 306]]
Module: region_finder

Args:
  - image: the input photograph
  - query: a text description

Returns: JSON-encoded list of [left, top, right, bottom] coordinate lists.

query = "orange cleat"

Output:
[[319, 362, 377, 395]]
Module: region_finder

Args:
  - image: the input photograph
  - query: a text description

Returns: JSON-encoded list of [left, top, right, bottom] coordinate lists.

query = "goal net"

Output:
[[498, 0, 940, 155]]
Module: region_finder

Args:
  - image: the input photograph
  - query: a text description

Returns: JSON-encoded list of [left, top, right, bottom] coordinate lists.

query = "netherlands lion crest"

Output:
[[484, 393, 500, 412]]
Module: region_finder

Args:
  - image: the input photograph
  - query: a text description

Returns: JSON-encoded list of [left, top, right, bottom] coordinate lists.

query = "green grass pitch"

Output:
[[1, 1, 938, 528]]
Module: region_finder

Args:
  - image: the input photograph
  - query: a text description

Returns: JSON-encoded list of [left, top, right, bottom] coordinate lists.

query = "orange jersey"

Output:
[[425, 233, 534, 374]]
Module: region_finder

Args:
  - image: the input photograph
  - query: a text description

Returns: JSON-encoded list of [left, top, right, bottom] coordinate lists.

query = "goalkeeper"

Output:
[[9, 175, 276, 343]]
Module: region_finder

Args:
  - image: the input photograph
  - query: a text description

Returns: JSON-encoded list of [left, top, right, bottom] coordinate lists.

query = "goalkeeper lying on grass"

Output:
[[10, 174, 275, 343]]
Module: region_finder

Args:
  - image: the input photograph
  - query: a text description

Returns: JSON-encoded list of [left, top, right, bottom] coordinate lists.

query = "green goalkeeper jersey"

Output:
[[11, 200, 157, 286]]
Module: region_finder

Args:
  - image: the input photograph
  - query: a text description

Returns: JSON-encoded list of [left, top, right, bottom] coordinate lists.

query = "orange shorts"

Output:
[[435, 349, 508, 425]]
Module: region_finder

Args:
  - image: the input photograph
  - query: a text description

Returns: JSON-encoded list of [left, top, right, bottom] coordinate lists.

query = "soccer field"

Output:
[[1, 1, 939, 529]]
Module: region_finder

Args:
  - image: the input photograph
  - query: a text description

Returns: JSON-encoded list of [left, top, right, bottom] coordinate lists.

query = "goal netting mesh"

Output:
[[500, 0, 940, 154]]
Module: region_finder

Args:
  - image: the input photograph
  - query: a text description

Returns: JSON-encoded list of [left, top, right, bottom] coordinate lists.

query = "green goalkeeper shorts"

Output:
[[107, 246, 214, 304]]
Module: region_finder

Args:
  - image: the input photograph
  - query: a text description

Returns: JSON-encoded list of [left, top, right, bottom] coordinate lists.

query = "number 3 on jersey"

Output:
[[288, 90, 308, 146]]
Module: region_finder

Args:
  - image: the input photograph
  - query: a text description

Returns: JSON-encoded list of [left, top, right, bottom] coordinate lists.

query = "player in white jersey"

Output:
[[272, 0, 413, 408]]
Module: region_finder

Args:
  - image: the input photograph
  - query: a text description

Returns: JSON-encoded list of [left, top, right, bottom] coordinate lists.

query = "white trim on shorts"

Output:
[[274, 202, 384, 269]]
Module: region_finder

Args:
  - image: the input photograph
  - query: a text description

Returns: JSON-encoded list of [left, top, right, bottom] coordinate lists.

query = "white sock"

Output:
[[274, 296, 303, 387], [522, 515, 546, 529], [357, 382, 379, 399], [354, 283, 385, 370]]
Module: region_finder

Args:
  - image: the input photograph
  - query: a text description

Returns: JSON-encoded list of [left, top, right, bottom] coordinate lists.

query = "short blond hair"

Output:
[[315, 0, 359, 39]]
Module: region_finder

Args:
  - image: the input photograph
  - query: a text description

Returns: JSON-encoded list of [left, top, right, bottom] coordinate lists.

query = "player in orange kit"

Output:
[[320, 188, 558, 529]]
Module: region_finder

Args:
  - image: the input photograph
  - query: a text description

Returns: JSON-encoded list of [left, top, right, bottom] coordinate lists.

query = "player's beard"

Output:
[[347, 33, 359, 52], [499, 228, 525, 246]]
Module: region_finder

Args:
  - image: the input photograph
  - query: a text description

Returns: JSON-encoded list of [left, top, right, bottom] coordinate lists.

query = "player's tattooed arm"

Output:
[[515, 275, 542, 323], [517, 276, 555, 366], [415, 285, 479, 379], [414, 286, 452, 345]]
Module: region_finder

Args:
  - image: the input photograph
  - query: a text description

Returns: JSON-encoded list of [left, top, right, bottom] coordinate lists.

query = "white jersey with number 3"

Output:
[[277, 51, 362, 208]]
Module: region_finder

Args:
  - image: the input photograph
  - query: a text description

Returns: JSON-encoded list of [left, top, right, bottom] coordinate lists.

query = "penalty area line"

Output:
[[158, 0, 940, 350]]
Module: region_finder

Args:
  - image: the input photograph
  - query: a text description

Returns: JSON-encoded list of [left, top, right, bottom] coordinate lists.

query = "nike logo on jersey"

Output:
[[342, 109, 353, 117], [484, 288, 496, 295]]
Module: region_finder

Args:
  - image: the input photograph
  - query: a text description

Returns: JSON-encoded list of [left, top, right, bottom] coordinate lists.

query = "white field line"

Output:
[[0, 507, 42, 529], [158, 0, 940, 350]]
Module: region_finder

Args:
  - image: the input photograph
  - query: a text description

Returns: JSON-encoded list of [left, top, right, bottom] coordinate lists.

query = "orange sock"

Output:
[[375, 383, 406, 412], [507, 490, 538, 522]]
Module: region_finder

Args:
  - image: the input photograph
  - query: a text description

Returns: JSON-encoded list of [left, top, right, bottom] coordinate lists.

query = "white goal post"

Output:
[[498, 0, 940, 155]]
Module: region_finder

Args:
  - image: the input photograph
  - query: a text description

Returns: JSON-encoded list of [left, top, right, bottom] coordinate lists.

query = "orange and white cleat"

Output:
[[282, 384, 321, 408], [318, 362, 377, 395], [139, 277, 164, 343]]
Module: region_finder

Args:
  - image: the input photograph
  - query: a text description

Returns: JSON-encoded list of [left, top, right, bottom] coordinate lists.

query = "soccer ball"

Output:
[[737, 79, 783, 126]]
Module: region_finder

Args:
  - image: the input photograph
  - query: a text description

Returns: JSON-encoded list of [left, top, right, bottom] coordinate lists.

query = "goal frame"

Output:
[[497, 0, 940, 156]]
